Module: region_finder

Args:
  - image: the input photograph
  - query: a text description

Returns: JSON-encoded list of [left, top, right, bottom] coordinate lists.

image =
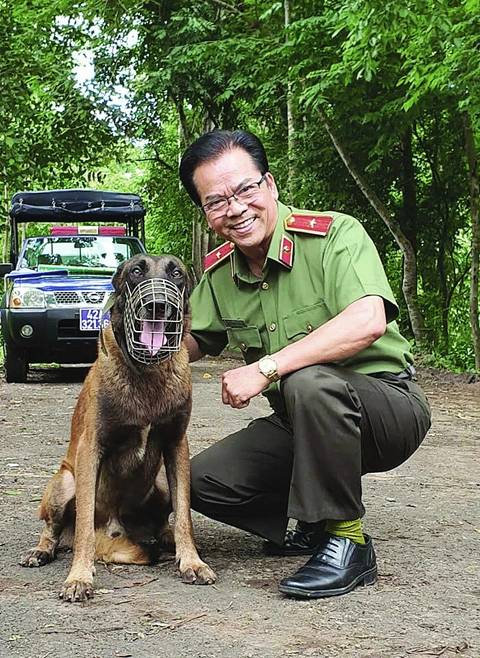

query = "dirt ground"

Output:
[[0, 358, 479, 658]]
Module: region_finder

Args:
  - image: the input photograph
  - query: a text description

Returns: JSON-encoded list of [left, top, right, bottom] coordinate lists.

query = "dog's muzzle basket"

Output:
[[123, 278, 184, 364]]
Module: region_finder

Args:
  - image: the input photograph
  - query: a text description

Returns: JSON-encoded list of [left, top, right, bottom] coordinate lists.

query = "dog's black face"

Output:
[[110, 254, 192, 364]]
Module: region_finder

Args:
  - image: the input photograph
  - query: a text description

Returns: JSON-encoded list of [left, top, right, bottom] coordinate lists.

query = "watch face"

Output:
[[260, 357, 276, 375]]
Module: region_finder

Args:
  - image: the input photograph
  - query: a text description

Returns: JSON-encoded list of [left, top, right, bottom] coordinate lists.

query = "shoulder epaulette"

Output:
[[203, 241, 235, 272], [285, 212, 334, 236]]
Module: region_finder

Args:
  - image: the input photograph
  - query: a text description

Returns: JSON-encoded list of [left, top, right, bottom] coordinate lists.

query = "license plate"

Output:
[[79, 308, 110, 331]]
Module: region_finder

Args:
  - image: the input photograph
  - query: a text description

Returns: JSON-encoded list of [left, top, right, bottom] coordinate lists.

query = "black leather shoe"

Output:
[[263, 521, 326, 556], [278, 533, 377, 598]]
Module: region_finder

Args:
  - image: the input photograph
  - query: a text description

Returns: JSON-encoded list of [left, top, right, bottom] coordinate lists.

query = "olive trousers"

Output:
[[190, 365, 431, 545]]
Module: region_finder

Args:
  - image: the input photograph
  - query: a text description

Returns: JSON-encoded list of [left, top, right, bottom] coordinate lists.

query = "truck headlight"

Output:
[[9, 286, 46, 308]]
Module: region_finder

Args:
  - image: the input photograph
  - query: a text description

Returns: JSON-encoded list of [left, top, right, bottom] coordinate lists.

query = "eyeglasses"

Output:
[[202, 174, 267, 218]]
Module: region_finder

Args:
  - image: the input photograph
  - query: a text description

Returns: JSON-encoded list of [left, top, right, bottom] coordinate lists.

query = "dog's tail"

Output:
[[59, 526, 152, 564], [94, 529, 152, 565]]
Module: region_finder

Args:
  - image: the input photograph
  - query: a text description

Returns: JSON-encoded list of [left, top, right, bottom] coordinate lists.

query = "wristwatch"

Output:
[[258, 355, 280, 383]]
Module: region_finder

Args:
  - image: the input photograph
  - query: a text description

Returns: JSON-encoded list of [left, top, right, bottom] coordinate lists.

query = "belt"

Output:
[[370, 365, 416, 381]]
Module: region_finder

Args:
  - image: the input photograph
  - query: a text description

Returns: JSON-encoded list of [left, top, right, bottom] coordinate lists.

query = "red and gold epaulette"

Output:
[[285, 213, 334, 236], [203, 241, 235, 272]]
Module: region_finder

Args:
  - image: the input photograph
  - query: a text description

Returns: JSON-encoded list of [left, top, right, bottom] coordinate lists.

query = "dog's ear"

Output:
[[184, 267, 195, 300], [112, 260, 129, 294]]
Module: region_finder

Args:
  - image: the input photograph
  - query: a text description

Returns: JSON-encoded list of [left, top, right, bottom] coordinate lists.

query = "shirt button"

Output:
[[306, 323, 313, 333], [240, 342, 247, 351], [269, 322, 276, 332], [261, 282, 269, 290]]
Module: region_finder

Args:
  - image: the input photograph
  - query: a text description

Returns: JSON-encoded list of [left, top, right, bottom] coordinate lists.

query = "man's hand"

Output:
[[221, 362, 270, 409]]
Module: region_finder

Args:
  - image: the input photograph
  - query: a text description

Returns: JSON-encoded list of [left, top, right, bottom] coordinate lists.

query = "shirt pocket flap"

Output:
[[226, 326, 263, 352], [284, 301, 330, 340]]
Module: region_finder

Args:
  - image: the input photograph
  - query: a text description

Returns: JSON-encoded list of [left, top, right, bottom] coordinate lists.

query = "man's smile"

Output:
[[230, 216, 256, 234]]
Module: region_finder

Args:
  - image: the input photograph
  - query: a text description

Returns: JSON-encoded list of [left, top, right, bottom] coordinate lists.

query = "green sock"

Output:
[[325, 518, 365, 545]]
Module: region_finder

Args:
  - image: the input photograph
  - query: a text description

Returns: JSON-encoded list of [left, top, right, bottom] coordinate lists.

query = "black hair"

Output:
[[179, 129, 269, 207]]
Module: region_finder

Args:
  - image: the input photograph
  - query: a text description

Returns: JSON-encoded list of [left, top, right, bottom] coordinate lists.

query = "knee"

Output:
[[281, 367, 363, 427], [282, 366, 352, 404]]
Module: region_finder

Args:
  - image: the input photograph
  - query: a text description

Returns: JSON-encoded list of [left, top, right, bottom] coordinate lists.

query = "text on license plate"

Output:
[[79, 308, 110, 331]]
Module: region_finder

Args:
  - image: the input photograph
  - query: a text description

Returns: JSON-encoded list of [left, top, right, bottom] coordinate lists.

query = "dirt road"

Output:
[[0, 360, 479, 658]]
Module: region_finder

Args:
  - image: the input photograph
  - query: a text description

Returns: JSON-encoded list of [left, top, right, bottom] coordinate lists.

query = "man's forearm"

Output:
[[184, 333, 205, 362], [273, 296, 387, 378]]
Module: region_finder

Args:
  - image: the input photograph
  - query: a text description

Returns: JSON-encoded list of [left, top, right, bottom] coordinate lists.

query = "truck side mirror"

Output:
[[0, 263, 13, 276]]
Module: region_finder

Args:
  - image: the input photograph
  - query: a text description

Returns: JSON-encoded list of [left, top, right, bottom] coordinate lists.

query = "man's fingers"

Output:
[[230, 396, 250, 409], [221, 380, 229, 405]]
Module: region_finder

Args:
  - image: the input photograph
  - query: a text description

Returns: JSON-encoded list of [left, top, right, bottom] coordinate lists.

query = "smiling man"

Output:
[[179, 129, 431, 599]]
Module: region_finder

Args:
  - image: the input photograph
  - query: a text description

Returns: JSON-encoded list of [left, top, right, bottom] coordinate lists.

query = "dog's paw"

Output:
[[60, 579, 94, 603], [178, 559, 217, 585], [158, 527, 175, 553], [193, 563, 217, 585], [20, 548, 54, 568]]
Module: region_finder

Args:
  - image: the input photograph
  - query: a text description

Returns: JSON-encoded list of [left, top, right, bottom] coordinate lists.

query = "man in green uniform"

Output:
[[179, 129, 431, 598]]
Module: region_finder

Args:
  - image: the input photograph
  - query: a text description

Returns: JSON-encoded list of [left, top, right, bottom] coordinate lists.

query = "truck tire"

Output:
[[4, 343, 28, 383]]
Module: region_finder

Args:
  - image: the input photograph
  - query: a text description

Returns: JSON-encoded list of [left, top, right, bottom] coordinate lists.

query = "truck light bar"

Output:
[[50, 226, 126, 236]]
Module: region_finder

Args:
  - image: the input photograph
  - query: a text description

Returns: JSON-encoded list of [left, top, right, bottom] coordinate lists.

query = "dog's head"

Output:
[[110, 254, 192, 365]]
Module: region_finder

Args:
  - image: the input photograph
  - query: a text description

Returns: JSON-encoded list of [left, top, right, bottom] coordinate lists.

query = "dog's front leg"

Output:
[[60, 434, 99, 602], [164, 436, 216, 585]]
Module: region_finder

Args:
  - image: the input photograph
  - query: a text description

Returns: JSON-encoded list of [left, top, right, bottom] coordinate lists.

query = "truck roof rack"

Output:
[[8, 189, 146, 264], [10, 189, 145, 223]]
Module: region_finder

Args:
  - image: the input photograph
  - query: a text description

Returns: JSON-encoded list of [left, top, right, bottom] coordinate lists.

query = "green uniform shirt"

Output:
[[190, 201, 413, 403]]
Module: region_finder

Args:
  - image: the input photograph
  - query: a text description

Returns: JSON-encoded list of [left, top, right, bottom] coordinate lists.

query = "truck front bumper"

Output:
[[1, 307, 100, 363]]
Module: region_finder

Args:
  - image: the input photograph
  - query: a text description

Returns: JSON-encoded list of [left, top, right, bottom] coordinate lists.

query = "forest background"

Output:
[[1, 0, 479, 371]]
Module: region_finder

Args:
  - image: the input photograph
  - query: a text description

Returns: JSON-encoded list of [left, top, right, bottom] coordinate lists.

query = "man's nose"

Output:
[[225, 195, 248, 217]]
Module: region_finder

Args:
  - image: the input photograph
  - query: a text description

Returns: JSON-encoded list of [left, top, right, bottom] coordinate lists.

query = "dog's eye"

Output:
[[131, 266, 143, 276], [172, 268, 183, 278]]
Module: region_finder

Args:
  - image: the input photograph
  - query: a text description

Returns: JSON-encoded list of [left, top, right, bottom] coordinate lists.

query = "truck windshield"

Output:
[[19, 236, 143, 271]]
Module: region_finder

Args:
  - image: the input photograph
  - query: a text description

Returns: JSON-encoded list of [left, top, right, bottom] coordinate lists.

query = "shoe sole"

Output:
[[263, 547, 317, 557], [278, 566, 378, 599]]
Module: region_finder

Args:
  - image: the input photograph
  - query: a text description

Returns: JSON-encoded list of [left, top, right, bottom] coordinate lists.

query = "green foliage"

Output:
[[2, 0, 480, 371], [0, 0, 119, 260]]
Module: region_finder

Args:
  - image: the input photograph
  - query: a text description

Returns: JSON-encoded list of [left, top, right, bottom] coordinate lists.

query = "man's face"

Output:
[[193, 147, 279, 252]]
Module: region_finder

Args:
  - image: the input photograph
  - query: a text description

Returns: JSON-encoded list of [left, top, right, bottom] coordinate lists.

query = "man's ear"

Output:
[[265, 171, 279, 201], [112, 260, 128, 294]]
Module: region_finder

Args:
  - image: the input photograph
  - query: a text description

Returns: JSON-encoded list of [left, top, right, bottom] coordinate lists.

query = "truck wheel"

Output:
[[4, 344, 28, 383]]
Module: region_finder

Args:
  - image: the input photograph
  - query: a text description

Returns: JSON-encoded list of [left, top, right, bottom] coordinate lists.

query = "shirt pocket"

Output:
[[284, 301, 331, 340], [226, 326, 263, 355]]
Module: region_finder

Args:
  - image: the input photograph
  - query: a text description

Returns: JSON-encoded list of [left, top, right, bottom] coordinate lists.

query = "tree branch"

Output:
[[210, 0, 242, 14]]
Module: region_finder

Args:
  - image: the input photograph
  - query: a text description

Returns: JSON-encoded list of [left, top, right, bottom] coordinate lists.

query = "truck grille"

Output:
[[54, 291, 81, 305], [52, 291, 108, 306]]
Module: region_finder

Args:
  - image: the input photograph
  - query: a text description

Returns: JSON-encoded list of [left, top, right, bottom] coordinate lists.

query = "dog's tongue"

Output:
[[140, 321, 167, 354]]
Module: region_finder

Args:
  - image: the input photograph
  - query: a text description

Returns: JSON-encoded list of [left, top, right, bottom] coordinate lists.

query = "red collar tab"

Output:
[[286, 213, 334, 236], [203, 241, 235, 272], [279, 235, 294, 268]]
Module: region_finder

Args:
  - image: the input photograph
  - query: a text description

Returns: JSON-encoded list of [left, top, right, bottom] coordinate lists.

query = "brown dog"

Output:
[[21, 254, 216, 602]]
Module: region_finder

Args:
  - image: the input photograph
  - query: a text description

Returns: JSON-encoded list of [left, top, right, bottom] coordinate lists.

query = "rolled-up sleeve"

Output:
[[322, 215, 399, 323]]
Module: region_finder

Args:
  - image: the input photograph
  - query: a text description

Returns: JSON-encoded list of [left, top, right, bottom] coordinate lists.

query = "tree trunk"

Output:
[[463, 112, 480, 370], [284, 0, 295, 199], [174, 97, 211, 279], [319, 110, 428, 347], [191, 215, 205, 284], [400, 128, 417, 251], [436, 221, 451, 352], [2, 180, 10, 262]]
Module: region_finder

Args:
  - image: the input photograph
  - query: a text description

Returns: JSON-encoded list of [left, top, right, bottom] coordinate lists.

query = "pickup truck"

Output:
[[0, 189, 147, 382]]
